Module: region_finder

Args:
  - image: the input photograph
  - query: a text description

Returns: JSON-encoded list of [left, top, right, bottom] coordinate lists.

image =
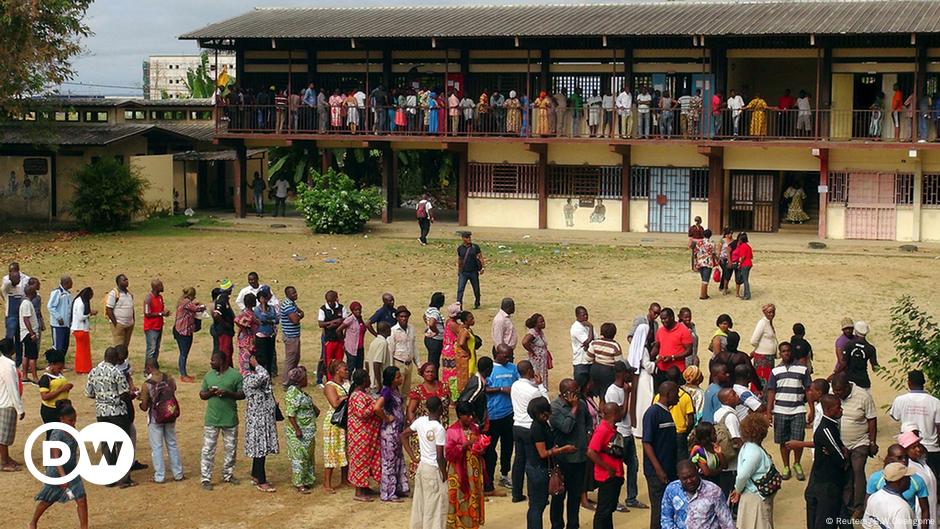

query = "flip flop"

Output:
[[1, 465, 21, 472]]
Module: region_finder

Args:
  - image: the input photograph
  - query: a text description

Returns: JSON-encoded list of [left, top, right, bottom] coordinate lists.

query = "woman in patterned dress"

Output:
[[521, 313, 550, 387], [445, 400, 486, 529], [30, 401, 87, 529], [284, 365, 320, 494], [347, 368, 381, 502], [244, 355, 279, 493], [322, 361, 350, 493], [504, 91, 521, 134], [235, 293, 260, 375], [406, 362, 450, 478], [440, 303, 462, 400], [376, 366, 409, 502]]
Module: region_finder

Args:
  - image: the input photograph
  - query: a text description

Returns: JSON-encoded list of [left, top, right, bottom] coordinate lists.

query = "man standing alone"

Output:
[[47, 276, 72, 356], [456, 232, 484, 309], [416, 193, 434, 246], [106, 274, 135, 348]]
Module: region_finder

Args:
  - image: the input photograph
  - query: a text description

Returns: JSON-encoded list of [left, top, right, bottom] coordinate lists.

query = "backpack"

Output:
[[714, 418, 738, 463], [149, 376, 180, 424], [104, 288, 120, 316], [416, 200, 428, 219]]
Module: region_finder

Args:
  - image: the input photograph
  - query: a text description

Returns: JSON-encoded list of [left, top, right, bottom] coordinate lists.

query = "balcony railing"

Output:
[[214, 103, 938, 143]]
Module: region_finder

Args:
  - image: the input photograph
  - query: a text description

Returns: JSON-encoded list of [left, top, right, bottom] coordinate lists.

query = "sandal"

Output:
[[1, 464, 21, 472], [256, 483, 277, 493], [296, 486, 312, 494]]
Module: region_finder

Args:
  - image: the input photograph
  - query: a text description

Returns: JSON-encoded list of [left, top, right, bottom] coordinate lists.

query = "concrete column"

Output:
[[457, 150, 468, 226], [233, 143, 247, 218], [913, 158, 923, 242], [817, 148, 829, 240], [537, 149, 548, 230]]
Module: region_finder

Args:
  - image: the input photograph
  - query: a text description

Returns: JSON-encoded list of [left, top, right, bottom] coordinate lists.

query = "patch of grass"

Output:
[[125, 213, 229, 236]]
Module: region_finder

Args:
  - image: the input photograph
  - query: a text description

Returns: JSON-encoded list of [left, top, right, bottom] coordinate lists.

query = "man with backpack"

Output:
[[416, 193, 434, 246], [139, 357, 183, 483], [106, 274, 135, 348]]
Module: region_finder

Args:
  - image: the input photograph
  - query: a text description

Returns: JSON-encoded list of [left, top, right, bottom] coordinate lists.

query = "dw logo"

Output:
[[23, 422, 134, 486]]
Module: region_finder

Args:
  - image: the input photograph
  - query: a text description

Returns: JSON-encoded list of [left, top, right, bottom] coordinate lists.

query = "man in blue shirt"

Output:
[[701, 362, 730, 423], [366, 293, 397, 336], [46, 276, 72, 355], [644, 381, 679, 529], [484, 344, 518, 494]]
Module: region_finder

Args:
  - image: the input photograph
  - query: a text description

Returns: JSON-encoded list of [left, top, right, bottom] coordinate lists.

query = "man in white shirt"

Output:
[[19, 283, 41, 384], [586, 89, 603, 137], [387, 306, 418, 393], [354, 87, 367, 130], [636, 86, 652, 138], [796, 90, 813, 134], [862, 462, 916, 529], [570, 306, 594, 380], [605, 361, 647, 509], [105, 274, 134, 348], [273, 177, 290, 217], [235, 272, 280, 311], [727, 89, 745, 136], [602, 90, 615, 138], [714, 388, 743, 497], [510, 360, 549, 502], [892, 370, 940, 485], [491, 298, 517, 354], [0, 338, 24, 471], [403, 396, 447, 529], [616, 86, 633, 138], [1, 262, 29, 366]]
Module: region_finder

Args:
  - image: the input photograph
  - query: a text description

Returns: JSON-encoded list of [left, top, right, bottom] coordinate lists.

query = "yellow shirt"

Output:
[[654, 388, 695, 433], [39, 372, 69, 408]]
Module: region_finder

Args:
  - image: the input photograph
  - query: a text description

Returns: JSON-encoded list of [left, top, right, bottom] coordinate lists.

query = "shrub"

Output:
[[885, 296, 940, 397], [70, 157, 148, 231], [295, 168, 384, 234]]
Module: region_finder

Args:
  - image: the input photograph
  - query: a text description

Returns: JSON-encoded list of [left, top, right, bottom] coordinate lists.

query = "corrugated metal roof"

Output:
[[0, 123, 216, 146], [180, 1, 940, 40], [34, 98, 214, 109]]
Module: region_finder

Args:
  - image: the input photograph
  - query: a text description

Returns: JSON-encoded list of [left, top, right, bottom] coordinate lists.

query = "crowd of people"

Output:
[[0, 248, 927, 529]]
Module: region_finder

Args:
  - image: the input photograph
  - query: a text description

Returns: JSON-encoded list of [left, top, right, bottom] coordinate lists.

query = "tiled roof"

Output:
[[0, 123, 216, 146], [180, 1, 940, 40], [34, 98, 214, 109]]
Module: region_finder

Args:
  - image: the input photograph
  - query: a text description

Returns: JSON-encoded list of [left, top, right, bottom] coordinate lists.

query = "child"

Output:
[[766, 341, 811, 481], [790, 323, 814, 373], [30, 400, 88, 529], [402, 396, 447, 529], [366, 321, 391, 391], [805, 378, 830, 438]]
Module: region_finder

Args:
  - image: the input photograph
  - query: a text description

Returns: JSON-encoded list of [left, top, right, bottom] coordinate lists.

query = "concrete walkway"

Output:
[[194, 212, 940, 258]]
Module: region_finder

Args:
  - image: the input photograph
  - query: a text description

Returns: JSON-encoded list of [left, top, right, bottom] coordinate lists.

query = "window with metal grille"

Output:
[[468, 163, 539, 198], [896, 173, 915, 205], [690, 168, 709, 201], [551, 75, 602, 98], [630, 166, 651, 198], [828, 172, 849, 203], [632, 74, 653, 91], [924, 174, 940, 207], [547, 165, 622, 199]]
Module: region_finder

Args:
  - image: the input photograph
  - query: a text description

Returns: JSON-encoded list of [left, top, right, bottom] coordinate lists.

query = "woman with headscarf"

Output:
[[521, 313, 550, 388], [235, 293, 260, 375], [244, 354, 279, 493], [285, 365, 320, 494], [322, 361, 349, 493], [446, 400, 487, 529], [627, 318, 656, 439], [534, 91, 552, 136], [428, 93, 440, 134], [173, 287, 204, 383], [454, 311, 477, 400], [348, 368, 381, 501], [407, 362, 450, 478], [441, 302, 462, 400], [338, 301, 366, 372], [745, 93, 769, 137], [377, 365, 409, 501], [70, 287, 96, 374], [504, 91, 521, 134]]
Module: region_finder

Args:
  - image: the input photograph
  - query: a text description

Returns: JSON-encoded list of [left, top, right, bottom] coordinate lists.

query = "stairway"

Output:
[[777, 195, 820, 234]]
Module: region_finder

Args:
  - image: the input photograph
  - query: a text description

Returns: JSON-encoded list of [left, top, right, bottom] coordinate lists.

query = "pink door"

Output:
[[844, 172, 896, 240]]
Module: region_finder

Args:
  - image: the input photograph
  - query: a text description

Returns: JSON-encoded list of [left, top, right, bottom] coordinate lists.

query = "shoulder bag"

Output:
[[548, 456, 565, 496], [750, 448, 783, 498], [331, 387, 349, 429]]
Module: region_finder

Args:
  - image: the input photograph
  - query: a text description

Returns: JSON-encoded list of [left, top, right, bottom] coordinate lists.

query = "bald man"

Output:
[[143, 279, 171, 368]]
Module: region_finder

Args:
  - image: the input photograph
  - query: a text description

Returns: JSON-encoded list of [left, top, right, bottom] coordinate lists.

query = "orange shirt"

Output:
[[892, 90, 904, 111]]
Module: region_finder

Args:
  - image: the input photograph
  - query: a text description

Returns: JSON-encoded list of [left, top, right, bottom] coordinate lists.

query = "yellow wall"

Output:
[[691, 202, 709, 226], [724, 147, 819, 172], [55, 137, 149, 219], [922, 209, 940, 242], [546, 198, 621, 231], [131, 154, 175, 213], [548, 144, 621, 165], [631, 145, 705, 167], [468, 143, 539, 164], [827, 205, 846, 239], [467, 198, 539, 228], [828, 148, 916, 172], [831, 73, 854, 140], [896, 207, 916, 242], [630, 199, 649, 232], [0, 156, 53, 219]]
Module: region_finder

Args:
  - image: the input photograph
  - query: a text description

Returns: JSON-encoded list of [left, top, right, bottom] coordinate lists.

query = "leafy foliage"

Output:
[[185, 52, 216, 99], [70, 157, 148, 232], [885, 296, 940, 397], [0, 1, 92, 117], [294, 168, 384, 234], [267, 145, 314, 187]]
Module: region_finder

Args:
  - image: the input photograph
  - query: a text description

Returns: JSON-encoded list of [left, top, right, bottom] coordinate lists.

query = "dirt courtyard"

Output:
[[2, 221, 938, 529]]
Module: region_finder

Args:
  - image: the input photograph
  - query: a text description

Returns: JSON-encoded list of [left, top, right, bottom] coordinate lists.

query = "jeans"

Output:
[[425, 337, 443, 371], [712, 114, 722, 137], [526, 464, 550, 529], [456, 271, 481, 307], [638, 112, 651, 138], [550, 460, 585, 529], [662, 110, 674, 136], [732, 113, 741, 135], [512, 426, 531, 501], [647, 474, 667, 529], [254, 192, 263, 214], [148, 421, 183, 482], [594, 476, 624, 529], [173, 329, 193, 377], [145, 329, 163, 367], [51, 326, 70, 355], [346, 351, 364, 372], [622, 435, 639, 503], [484, 415, 514, 490], [572, 112, 582, 137], [274, 197, 286, 217], [5, 312, 22, 367], [418, 218, 431, 244], [919, 114, 929, 140], [736, 265, 752, 300]]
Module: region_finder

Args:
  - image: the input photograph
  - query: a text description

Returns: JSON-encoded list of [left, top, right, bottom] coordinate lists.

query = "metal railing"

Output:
[[214, 103, 940, 143]]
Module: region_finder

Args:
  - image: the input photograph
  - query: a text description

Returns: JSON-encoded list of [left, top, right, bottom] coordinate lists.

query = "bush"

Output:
[[70, 157, 148, 231], [885, 295, 940, 396], [295, 168, 384, 234]]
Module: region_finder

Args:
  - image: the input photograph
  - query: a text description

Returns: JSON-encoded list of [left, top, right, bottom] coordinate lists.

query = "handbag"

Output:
[[193, 317, 202, 333], [750, 449, 783, 498], [548, 458, 565, 496], [331, 397, 349, 429], [603, 431, 625, 459]]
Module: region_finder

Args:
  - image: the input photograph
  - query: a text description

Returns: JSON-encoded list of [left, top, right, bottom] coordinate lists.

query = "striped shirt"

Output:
[[767, 362, 810, 415], [279, 299, 301, 338], [587, 338, 623, 367]]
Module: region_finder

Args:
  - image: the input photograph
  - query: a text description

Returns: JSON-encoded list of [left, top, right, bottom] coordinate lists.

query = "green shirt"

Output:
[[202, 368, 244, 428]]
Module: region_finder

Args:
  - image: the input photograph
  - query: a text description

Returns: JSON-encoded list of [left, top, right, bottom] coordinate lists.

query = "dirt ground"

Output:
[[2, 221, 938, 529]]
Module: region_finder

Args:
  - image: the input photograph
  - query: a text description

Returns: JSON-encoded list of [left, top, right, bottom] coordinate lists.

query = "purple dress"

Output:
[[380, 390, 409, 500]]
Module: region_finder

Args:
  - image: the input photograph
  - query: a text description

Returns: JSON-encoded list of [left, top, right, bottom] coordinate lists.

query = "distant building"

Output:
[[144, 53, 236, 99]]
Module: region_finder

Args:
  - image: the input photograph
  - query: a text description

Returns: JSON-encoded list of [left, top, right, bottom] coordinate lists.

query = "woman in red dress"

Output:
[[347, 368, 382, 502]]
